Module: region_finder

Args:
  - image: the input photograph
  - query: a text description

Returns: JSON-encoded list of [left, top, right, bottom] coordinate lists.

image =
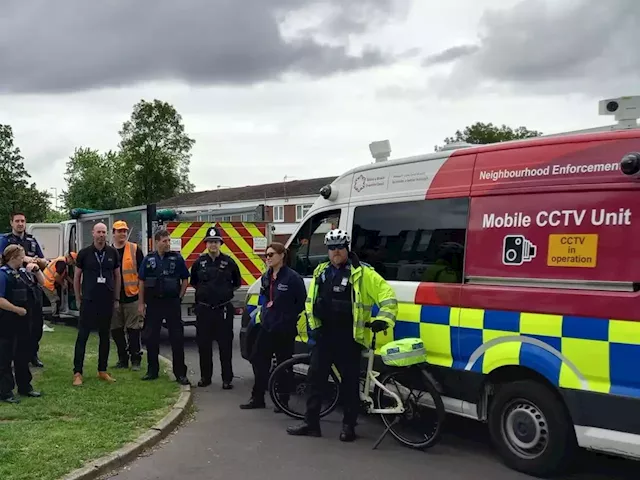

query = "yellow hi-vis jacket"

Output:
[[305, 259, 398, 348]]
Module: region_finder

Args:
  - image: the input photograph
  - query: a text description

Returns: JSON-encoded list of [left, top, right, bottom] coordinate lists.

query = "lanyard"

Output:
[[270, 275, 275, 303], [94, 250, 105, 279]]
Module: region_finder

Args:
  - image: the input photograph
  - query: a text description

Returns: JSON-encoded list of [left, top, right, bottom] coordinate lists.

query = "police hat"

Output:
[[204, 227, 223, 243]]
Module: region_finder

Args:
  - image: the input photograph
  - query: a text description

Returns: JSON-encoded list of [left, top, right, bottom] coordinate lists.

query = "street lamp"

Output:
[[48, 187, 58, 210]]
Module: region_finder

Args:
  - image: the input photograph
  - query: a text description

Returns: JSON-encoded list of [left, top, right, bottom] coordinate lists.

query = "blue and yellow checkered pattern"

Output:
[[246, 294, 640, 399]]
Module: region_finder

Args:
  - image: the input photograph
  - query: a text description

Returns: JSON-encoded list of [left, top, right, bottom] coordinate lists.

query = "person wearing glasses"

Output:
[[286, 229, 398, 442], [240, 242, 306, 411]]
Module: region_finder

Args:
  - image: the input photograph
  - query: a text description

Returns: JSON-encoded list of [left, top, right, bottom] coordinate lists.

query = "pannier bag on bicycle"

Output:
[[380, 338, 427, 367]]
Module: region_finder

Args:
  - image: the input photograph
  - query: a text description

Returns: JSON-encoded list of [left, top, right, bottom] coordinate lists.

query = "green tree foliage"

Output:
[[61, 147, 132, 211], [0, 125, 51, 232], [44, 209, 69, 223], [436, 122, 543, 151], [119, 99, 195, 205]]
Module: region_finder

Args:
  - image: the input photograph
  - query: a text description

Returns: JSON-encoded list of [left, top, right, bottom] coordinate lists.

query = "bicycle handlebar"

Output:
[[365, 321, 389, 351]]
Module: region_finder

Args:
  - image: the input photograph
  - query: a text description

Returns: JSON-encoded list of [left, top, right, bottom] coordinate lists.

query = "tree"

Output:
[[119, 99, 195, 205], [0, 124, 51, 232], [44, 209, 69, 223], [436, 122, 543, 151], [61, 147, 132, 211]]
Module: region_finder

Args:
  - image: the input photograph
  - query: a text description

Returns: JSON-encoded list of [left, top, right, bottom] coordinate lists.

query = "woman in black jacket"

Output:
[[240, 242, 306, 411], [0, 245, 43, 403]]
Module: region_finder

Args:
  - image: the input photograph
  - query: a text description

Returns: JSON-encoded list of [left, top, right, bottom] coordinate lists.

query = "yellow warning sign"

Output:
[[547, 234, 598, 268]]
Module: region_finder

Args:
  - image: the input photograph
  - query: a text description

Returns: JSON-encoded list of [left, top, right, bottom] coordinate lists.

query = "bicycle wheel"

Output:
[[374, 366, 445, 449], [268, 353, 341, 420]]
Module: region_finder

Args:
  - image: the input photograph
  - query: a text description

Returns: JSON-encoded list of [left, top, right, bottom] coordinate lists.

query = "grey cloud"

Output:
[[422, 45, 479, 66], [424, 0, 640, 96], [0, 0, 404, 94]]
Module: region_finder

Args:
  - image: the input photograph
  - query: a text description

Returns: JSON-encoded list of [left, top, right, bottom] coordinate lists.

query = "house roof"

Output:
[[157, 176, 337, 208]]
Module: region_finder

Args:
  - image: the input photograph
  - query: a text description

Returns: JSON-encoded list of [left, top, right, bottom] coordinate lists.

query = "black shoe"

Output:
[[222, 382, 233, 390], [339, 424, 356, 442], [142, 373, 158, 381], [19, 390, 42, 398], [287, 422, 322, 437], [114, 360, 129, 369], [31, 357, 44, 368], [1, 395, 20, 404], [197, 379, 212, 387], [239, 398, 266, 410], [176, 376, 190, 386]]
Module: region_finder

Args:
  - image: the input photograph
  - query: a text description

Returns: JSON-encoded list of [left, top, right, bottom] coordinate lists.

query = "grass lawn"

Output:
[[0, 324, 181, 480]]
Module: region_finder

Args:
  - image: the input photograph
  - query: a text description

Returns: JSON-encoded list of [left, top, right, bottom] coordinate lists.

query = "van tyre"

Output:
[[488, 380, 576, 478]]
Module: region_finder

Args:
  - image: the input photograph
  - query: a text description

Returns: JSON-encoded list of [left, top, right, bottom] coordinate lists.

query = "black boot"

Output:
[[287, 422, 322, 437], [31, 356, 44, 368], [198, 378, 212, 387], [239, 398, 266, 410], [339, 424, 356, 442]]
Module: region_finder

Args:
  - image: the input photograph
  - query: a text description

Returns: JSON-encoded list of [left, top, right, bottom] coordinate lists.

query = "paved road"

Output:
[[107, 318, 639, 480]]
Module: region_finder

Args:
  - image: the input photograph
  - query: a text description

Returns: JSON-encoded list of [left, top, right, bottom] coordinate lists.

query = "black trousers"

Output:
[[196, 304, 233, 383], [29, 300, 43, 360], [73, 300, 113, 374], [0, 316, 33, 398], [144, 299, 186, 378], [305, 334, 362, 428], [250, 327, 295, 401]]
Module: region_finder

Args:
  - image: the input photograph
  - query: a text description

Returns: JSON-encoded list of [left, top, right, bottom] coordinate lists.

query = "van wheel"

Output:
[[488, 380, 576, 478]]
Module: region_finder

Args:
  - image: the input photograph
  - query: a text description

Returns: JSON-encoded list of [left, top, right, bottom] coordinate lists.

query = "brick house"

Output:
[[157, 176, 337, 243]]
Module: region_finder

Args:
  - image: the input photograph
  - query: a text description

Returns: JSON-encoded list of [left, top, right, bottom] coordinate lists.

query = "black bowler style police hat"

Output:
[[204, 227, 224, 243]]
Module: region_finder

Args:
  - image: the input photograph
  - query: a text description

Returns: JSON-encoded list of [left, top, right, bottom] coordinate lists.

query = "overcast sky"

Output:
[[1, 0, 638, 205]]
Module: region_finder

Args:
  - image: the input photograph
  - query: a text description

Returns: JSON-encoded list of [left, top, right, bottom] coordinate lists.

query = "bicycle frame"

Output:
[[360, 346, 405, 415]]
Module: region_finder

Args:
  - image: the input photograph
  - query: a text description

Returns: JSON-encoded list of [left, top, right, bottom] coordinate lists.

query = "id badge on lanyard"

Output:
[[95, 251, 106, 284]]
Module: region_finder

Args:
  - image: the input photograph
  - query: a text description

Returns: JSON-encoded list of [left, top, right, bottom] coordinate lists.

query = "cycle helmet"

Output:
[[324, 229, 351, 248], [438, 242, 464, 256], [437, 242, 464, 264]]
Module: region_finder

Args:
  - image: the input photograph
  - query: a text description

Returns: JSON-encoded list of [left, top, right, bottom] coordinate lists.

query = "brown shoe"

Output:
[[73, 373, 83, 386], [97, 371, 116, 383]]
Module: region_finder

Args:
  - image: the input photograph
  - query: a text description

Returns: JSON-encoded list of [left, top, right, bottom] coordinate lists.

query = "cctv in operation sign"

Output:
[[465, 191, 636, 283]]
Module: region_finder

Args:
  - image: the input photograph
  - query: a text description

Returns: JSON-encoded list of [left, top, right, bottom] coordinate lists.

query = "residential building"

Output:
[[157, 176, 337, 243]]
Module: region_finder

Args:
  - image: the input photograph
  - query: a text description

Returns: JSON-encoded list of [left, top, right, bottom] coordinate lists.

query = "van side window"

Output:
[[287, 209, 341, 277], [351, 198, 469, 283]]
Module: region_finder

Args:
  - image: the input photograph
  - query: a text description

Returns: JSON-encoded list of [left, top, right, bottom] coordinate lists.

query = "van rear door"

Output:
[[27, 223, 64, 259]]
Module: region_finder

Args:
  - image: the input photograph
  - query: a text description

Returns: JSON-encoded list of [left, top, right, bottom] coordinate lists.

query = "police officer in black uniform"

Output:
[[0, 245, 42, 403], [138, 229, 190, 385], [0, 211, 47, 368], [190, 227, 241, 389]]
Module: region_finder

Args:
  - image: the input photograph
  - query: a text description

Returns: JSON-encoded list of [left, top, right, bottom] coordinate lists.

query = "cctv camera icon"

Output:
[[502, 235, 537, 266]]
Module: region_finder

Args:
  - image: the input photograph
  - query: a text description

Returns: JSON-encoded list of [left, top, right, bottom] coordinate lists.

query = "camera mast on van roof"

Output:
[[599, 95, 640, 128]]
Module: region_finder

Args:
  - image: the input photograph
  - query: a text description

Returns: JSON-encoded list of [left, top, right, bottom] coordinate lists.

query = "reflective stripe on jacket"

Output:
[[43, 256, 66, 291], [122, 242, 140, 297], [305, 256, 398, 348]]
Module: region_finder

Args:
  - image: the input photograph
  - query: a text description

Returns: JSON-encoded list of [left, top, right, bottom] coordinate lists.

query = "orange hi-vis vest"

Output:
[[121, 241, 140, 297], [43, 256, 67, 291]]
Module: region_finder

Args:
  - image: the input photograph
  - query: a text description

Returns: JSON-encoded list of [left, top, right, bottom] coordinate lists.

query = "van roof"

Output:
[[334, 124, 640, 183]]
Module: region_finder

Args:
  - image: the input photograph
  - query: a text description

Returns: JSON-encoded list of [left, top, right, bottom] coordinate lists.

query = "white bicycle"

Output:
[[268, 324, 446, 449]]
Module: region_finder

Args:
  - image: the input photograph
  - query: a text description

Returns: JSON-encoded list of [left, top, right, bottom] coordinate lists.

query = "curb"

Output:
[[60, 355, 193, 480]]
